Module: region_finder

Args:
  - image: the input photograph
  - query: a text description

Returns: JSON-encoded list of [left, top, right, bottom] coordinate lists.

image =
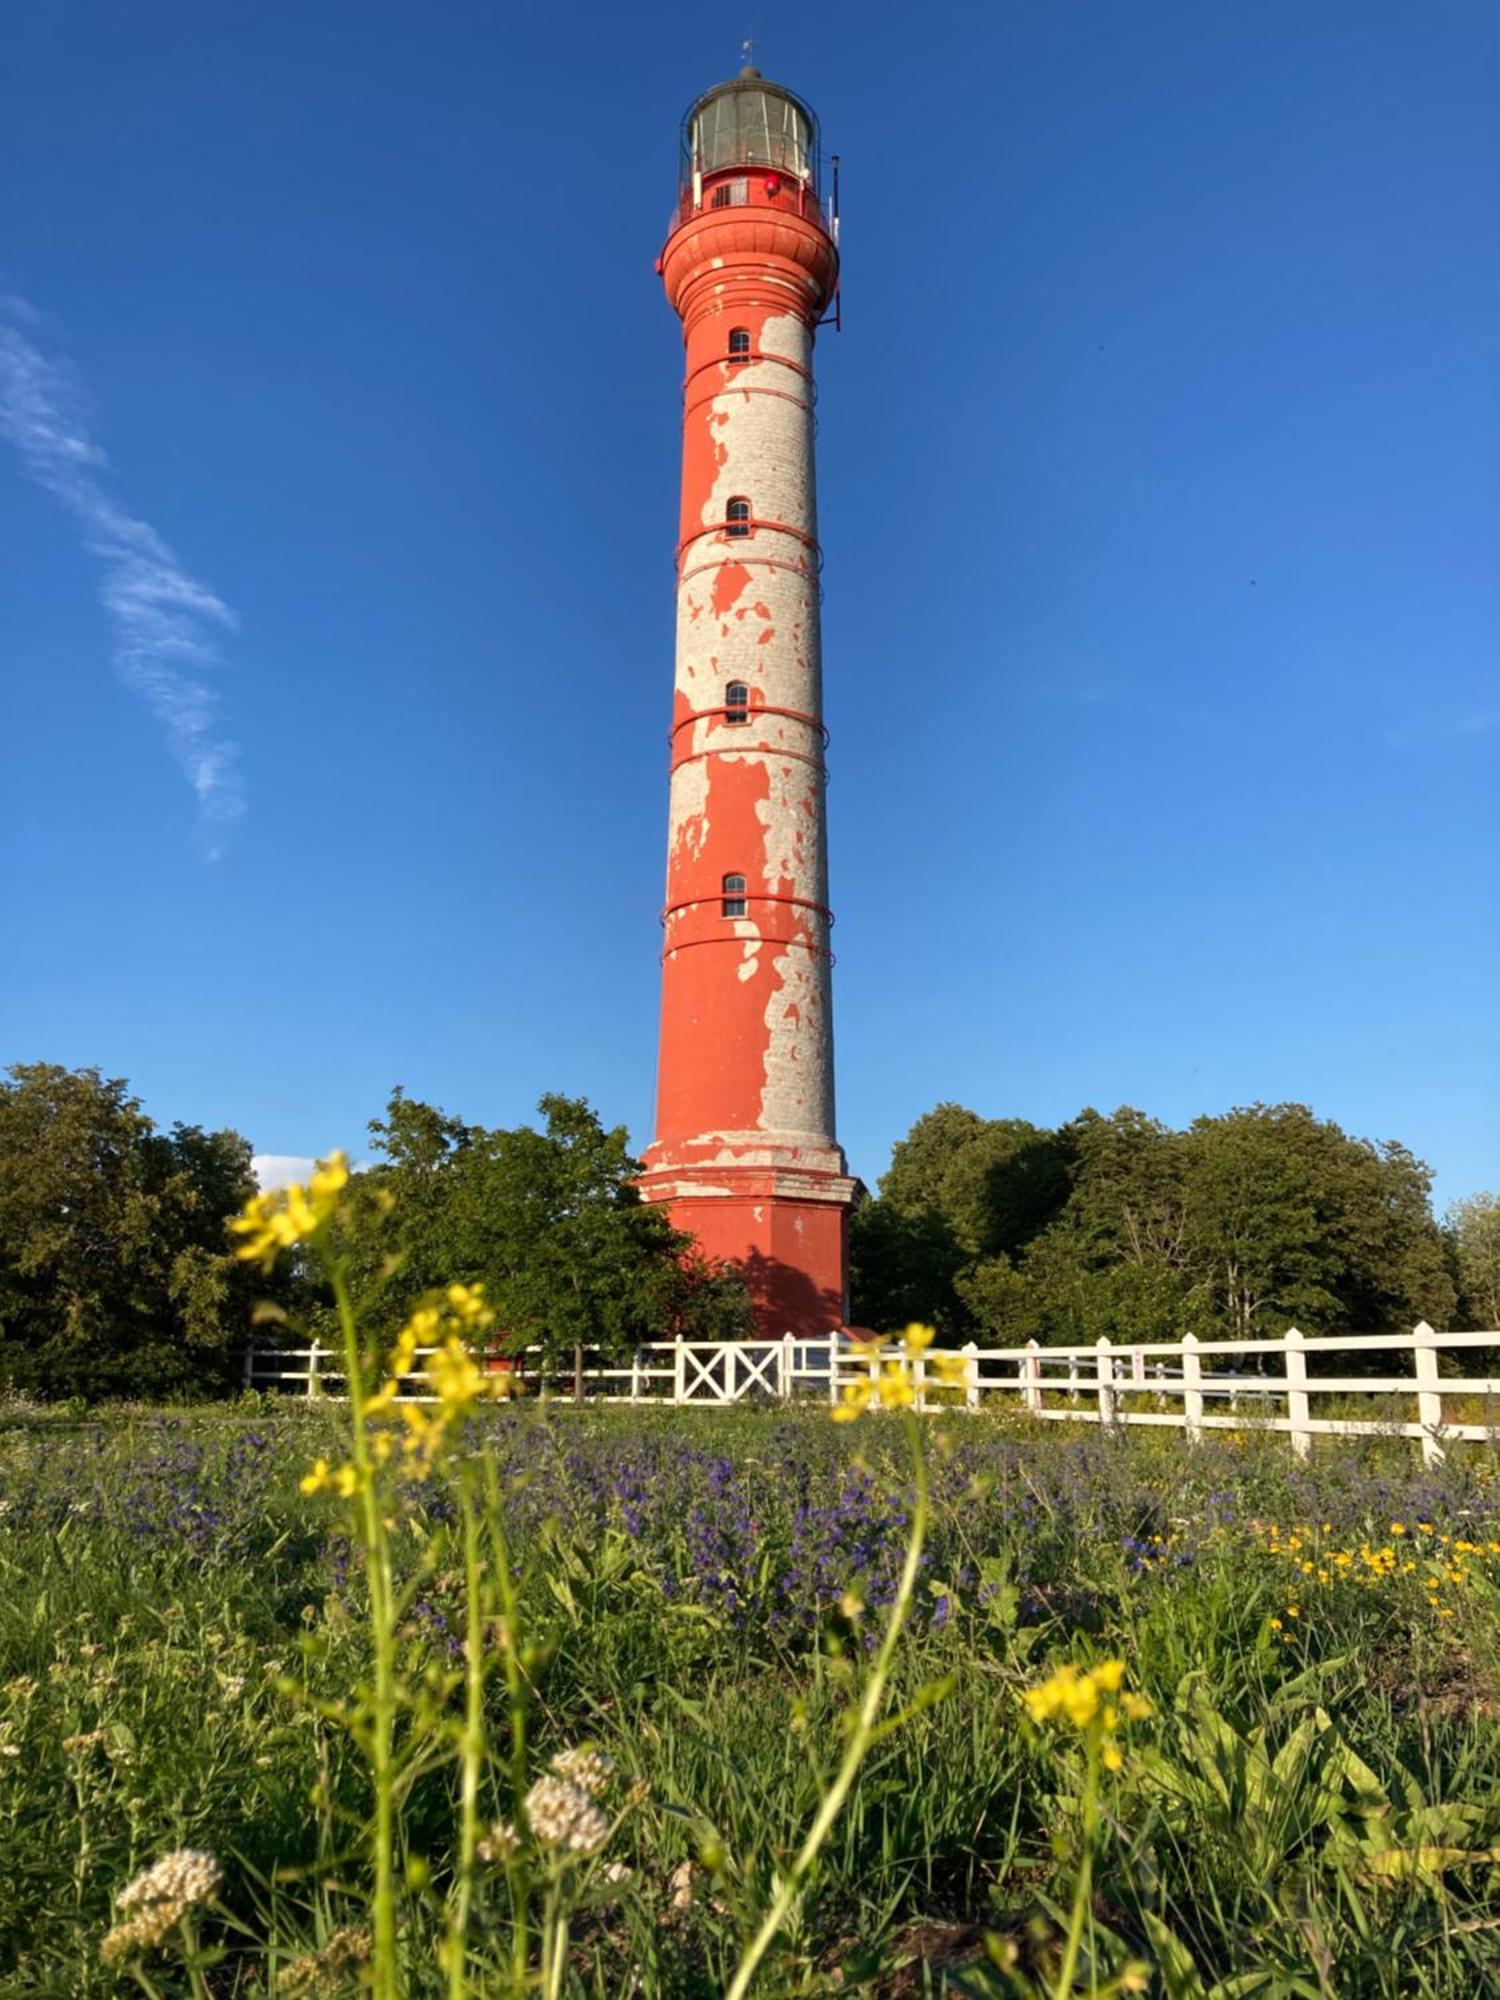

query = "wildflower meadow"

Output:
[[2, 1161, 1499, 1995]]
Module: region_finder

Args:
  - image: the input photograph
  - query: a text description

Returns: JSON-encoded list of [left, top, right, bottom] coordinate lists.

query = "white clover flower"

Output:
[[117, 1847, 222, 1912], [276, 1924, 372, 1994], [101, 1902, 186, 1964], [524, 1775, 609, 1857], [549, 1746, 617, 1798], [667, 1859, 697, 1911], [477, 1820, 520, 1863]]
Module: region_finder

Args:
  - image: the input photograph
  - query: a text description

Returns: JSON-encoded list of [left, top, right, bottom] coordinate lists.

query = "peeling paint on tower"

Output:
[[638, 63, 859, 1337]]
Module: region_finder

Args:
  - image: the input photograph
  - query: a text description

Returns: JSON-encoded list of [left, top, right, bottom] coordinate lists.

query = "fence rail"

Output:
[[244, 1323, 1500, 1467]]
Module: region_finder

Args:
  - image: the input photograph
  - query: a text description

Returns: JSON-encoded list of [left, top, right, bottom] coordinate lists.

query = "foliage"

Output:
[[339, 1089, 752, 1360], [0, 1062, 261, 1399], [165, 1154, 934, 1997], [4, 1400, 1500, 1993], [1447, 1193, 1500, 1329], [856, 1099, 1461, 1349], [0, 1066, 753, 1397]]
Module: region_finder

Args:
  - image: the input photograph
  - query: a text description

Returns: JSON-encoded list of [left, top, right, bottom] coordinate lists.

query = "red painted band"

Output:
[[661, 934, 836, 965], [677, 518, 822, 565], [662, 891, 834, 925], [669, 703, 829, 746], [678, 555, 823, 593], [683, 351, 813, 396]]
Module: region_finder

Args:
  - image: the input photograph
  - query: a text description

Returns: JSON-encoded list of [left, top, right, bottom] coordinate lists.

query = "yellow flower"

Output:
[[831, 1323, 965, 1421], [1022, 1658, 1142, 1745], [300, 1458, 361, 1499], [832, 1380, 872, 1423], [876, 1360, 916, 1411], [231, 1151, 351, 1270]]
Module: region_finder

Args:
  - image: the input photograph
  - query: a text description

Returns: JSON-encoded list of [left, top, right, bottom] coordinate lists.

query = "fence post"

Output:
[[1095, 1336, 1116, 1430], [914, 1350, 928, 1414], [1181, 1332, 1203, 1444], [630, 1348, 643, 1404], [1284, 1327, 1311, 1460], [780, 1332, 795, 1402], [1413, 1321, 1444, 1468], [672, 1340, 686, 1407], [828, 1332, 840, 1407], [242, 1341, 254, 1392], [572, 1344, 585, 1405], [306, 1339, 321, 1400], [963, 1340, 980, 1413], [1023, 1338, 1043, 1415]]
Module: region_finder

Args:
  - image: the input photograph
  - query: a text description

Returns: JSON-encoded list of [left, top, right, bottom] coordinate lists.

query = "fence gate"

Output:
[[675, 1339, 786, 1403]]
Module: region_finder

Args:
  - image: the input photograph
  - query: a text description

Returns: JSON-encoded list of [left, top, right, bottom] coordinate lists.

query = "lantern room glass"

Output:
[[680, 76, 820, 193]]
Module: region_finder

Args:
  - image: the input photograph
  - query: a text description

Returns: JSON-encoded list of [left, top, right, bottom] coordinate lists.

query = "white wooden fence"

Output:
[[244, 1323, 1500, 1467]]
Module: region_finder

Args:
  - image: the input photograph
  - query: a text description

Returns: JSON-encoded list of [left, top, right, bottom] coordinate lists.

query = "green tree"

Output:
[[855, 1096, 1455, 1349], [878, 1103, 1072, 1259], [345, 1090, 751, 1358], [850, 1196, 969, 1335], [1447, 1192, 1500, 1328], [854, 1103, 1073, 1335], [1180, 1105, 1454, 1339], [0, 1063, 258, 1398], [1055, 1108, 1191, 1270]]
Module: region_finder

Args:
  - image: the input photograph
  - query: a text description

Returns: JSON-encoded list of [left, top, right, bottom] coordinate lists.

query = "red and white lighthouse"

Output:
[[639, 65, 859, 1337]]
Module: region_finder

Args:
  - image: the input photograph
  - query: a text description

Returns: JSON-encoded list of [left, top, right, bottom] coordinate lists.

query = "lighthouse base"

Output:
[[638, 1160, 860, 1338]]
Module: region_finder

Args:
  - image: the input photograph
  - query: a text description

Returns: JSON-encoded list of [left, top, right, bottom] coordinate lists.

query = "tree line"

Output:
[[0, 1064, 749, 1401], [1, 1063, 1495, 1400], [851, 1100, 1499, 1347]]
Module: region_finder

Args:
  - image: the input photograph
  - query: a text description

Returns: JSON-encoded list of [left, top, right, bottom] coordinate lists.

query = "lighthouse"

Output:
[[639, 65, 859, 1337]]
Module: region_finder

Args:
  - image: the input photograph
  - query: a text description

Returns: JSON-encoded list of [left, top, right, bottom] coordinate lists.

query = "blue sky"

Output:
[[1, 0, 1495, 1211]]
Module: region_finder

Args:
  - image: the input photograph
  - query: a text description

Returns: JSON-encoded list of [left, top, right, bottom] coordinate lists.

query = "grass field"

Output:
[[3, 1398, 1500, 1995]]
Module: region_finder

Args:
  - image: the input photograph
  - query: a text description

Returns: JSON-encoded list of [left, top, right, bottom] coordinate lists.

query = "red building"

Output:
[[638, 66, 859, 1336]]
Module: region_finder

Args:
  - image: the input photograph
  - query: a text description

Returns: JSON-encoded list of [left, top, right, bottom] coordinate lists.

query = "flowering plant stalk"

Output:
[[1020, 1658, 1153, 1996], [234, 1158, 518, 1998], [723, 1324, 959, 2000]]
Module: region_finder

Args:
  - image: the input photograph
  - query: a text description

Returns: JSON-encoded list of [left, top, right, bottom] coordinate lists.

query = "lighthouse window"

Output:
[[725, 497, 751, 539], [725, 681, 750, 724], [728, 327, 751, 363], [721, 873, 747, 918]]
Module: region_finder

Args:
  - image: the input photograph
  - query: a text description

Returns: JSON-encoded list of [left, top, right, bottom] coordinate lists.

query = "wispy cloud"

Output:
[[1383, 705, 1500, 753], [0, 298, 245, 854]]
